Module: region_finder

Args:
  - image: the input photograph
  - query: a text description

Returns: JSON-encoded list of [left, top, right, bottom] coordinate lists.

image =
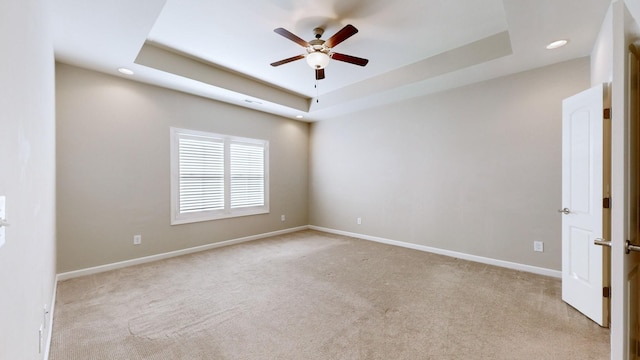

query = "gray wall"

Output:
[[309, 57, 591, 271], [0, 0, 57, 359], [56, 64, 309, 272]]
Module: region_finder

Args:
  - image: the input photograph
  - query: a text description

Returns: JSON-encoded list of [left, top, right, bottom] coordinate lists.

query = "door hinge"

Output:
[[603, 197, 610, 209], [604, 108, 611, 119], [603, 286, 611, 298]]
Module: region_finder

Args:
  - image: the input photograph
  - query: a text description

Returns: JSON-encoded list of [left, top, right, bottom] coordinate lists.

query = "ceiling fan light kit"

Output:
[[271, 24, 369, 80], [306, 51, 330, 69]]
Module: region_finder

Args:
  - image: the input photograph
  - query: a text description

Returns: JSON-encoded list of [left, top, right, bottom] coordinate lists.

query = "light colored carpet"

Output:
[[50, 230, 609, 359]]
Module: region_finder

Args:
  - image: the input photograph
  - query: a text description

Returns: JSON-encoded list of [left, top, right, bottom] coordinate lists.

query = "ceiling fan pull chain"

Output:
[[315, 81, 319, 103]]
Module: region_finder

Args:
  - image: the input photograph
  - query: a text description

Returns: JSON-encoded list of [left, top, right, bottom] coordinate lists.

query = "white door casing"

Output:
[[610, 2, 640, 359], [624, 42, 640, 360], [561, 83, 610, 327]]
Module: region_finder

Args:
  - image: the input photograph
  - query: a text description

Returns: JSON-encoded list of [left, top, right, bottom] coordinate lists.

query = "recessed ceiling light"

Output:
[[296, 115, 304, 119], [118, 67, 134, 75], [546, 39, 568, 50]]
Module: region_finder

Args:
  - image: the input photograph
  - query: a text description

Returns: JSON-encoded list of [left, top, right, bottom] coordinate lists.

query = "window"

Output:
[[170, 127, 269, 224]]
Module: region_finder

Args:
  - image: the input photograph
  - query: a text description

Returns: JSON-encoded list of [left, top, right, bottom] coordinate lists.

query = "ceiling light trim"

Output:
[[546, 39, 569, 50], [118, 67, 134, 75]]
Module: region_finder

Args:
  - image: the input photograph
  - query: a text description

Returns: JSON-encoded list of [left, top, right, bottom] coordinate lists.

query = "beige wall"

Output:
[[309, 57, 591, 271], [0, 0, 57, 358], [56, 64, 309, 272]]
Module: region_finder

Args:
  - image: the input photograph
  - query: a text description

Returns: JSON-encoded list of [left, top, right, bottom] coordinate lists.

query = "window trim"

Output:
[[170, 127, 269, 225]]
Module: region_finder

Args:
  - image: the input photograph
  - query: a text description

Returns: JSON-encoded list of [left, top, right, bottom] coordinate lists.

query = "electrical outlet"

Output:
[[281, 214, 285, 222], [357, 217, 362, 225], [533, 241, 544, 252], [133, 235, 141, 245]]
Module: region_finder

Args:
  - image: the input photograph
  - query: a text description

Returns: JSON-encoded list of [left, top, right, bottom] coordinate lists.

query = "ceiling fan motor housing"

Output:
[[308, 38, 330, 55]]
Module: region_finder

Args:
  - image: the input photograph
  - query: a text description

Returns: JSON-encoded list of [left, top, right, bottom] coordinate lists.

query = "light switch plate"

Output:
[[0, 196, 5, 248]]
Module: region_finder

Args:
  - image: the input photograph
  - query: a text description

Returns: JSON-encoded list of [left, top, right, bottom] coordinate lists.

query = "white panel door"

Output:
[[561, 83, 609, 327]]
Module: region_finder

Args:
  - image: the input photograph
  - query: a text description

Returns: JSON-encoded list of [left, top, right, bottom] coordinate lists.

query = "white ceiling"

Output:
[[52, 0, 611, 121]]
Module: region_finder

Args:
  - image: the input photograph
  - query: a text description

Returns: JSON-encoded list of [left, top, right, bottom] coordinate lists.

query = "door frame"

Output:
[[610, 1, 640, 359]]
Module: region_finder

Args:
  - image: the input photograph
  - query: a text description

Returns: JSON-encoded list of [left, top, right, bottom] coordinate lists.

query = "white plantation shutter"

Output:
[[170, 127, 269, 224], [230, 142, 264, 208], [178, 136, 224, 213]]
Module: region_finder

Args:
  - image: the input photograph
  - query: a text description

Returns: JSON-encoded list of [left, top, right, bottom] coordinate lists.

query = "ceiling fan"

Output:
[[270, 24, 369, 80]]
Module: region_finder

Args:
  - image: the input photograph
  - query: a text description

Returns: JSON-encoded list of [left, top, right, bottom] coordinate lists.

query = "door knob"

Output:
[[595, 239, 640, 253], [594, 238, 612, 247], [557, 208, 571, 215], [626, 240, 640, 254]]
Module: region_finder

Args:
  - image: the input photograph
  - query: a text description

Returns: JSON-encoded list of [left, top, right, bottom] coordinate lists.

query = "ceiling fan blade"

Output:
[[324, 24, 358, 48], [274, 28, 310, 47], [316, 68, 325, 80], [270, 54, 305, 67], [331, 53, 369, 66]]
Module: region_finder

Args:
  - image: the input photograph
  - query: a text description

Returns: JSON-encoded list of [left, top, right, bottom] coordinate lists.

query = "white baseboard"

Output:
[[56, 226, 309, 281], [56, 224, 561, 282], [309, 226, 561, 278]]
